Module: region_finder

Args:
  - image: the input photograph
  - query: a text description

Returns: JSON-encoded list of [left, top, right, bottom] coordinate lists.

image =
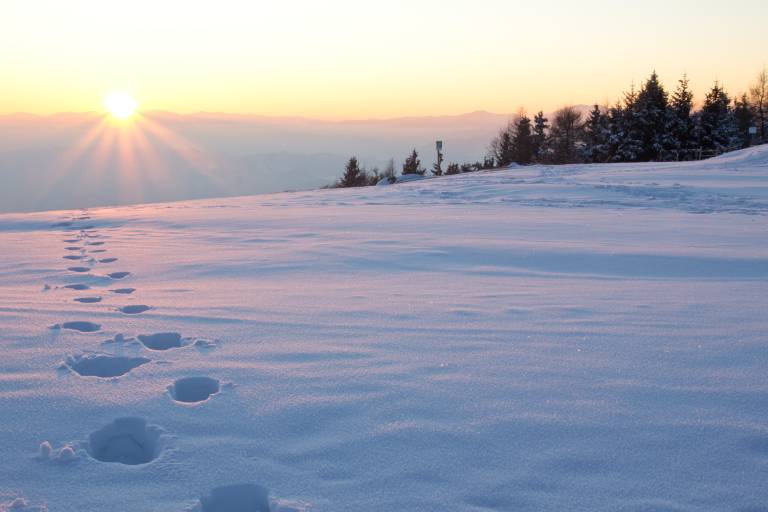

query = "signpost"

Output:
[[435, 140, 443, 175]]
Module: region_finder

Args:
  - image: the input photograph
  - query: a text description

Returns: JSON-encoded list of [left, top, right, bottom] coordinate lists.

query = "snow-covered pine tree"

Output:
[[582, 104, 610, 162], [668, 74, 695, 156], [402, 149, 425, 175], [512, 115, 534, 164], [734, 93, 754, 148], [634, 71, 671, 160], [613, 85, 643, 162], [532, 111, 549, 162], [697, 82, 738, 153]]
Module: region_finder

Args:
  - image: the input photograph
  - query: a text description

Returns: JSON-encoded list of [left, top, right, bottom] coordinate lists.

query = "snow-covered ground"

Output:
[[1, 146, 767, 511]]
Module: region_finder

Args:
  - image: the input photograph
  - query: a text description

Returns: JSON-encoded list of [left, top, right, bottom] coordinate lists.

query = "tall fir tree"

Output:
[[614, 85, 643, 162], [402, 149, 425, 175], [697, 82, 737, 153], [634, 71, 671, 160], [512, 115, 534, 164], [582, 105, 610, 162], [668, 74, 696, 155], [532, 111, 549, 162]]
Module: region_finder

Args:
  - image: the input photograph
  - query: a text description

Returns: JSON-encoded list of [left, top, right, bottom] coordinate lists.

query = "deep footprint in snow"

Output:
[[63, 255, 84, 260], [86, 241, 105, 246], [67, 353, 150, 378], [89, 249, 107, 253], [61, 321, 101, 332], [87, 417, 162, 465], [108, 271, 131, 279], [65, 246, 82, 251], [63, 238, 80, 243], [99, 257, 118, 263], [119, 305, 151, 315], [74, 296, 102, 303], [64, 283, 90, 291], [137, 332, 184, 350], [68, 266, 90, 273], [110, 288, 135, 294], [170, 377, 220, 403], [199, 483, 271, 512]]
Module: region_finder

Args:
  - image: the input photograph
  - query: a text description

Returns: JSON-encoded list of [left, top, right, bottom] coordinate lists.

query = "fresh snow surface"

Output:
[[1, 146, 767, 511]]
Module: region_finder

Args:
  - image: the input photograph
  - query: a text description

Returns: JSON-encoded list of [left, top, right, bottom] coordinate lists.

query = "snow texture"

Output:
[[0, 146, 767, 510]]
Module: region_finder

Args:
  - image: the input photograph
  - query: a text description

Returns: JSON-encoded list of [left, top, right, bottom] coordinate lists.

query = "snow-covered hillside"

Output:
[[1, 147, 767, 511]]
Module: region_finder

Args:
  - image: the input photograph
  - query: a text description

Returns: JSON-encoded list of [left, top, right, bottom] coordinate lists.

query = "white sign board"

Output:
[[748, 126, 758, 135]]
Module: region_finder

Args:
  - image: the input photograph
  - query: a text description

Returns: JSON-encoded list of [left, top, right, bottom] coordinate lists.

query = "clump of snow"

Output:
[[37, 441, 78, 463]]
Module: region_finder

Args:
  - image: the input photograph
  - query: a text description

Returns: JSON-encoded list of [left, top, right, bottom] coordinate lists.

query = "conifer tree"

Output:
[[402, 149, 425, 175], [734, 93, 754, 147], [445, 163, 461, 175], [582, 105, 610, 162], [697, 82, 737, 153], [635, 71, 671, 160], [512, 115, 534, 164], [614, 85, 643, 162], [669, 74, 696, 155], [338, 156, 366, 187], [489, 122, 515, 167], [532, 111, 549, 162]]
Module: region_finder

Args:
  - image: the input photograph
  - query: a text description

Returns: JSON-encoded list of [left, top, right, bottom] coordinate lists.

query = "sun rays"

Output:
[[45, 110, 225, 207]]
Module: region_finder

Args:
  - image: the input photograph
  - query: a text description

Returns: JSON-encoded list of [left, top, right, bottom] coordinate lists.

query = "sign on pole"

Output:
[[436, 140, 443, 152]]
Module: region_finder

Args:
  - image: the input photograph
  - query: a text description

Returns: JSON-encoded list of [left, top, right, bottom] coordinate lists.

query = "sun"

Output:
[[104, 91, 138, 120]]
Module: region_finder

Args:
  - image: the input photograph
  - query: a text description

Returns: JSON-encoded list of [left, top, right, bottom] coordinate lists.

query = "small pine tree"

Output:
[[532, 111, 549, 162], [402, 149, 425, 175], [338, 156, 367, 187], [445, 163, 461, 175]]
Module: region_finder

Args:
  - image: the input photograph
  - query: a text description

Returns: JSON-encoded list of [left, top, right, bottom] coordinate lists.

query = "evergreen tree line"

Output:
[[334, 68, 767, 187], [491, 68, 768, 166]]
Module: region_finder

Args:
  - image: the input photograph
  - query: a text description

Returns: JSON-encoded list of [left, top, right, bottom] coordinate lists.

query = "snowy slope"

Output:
[[1, 147, 767, 511]]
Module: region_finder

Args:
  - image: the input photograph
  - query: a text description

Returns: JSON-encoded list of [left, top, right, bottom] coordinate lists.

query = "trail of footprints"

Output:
[[36, 211, 287, 512]]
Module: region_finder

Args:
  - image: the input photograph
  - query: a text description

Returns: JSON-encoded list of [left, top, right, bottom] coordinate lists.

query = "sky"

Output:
[[1, 0, 766, 119]]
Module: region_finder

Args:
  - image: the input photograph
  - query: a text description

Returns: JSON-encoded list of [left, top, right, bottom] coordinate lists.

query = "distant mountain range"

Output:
[[0, 108, 592, 213]]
